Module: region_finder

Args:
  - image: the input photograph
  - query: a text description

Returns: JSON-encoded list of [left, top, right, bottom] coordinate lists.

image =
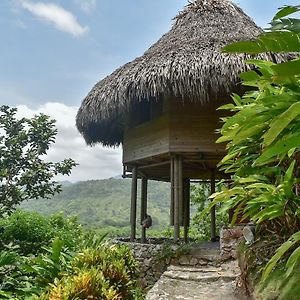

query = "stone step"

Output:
[[171, 254, 223, 267], [167, 265, 223, 273], [146, 277, 249, 300], [164, 269, 238, 283]]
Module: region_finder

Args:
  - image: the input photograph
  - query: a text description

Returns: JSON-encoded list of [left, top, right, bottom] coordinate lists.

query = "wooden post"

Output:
[[130, 166, 138, 242], [179, 156, 184, 227], [141, 177, 148, 243], [170, 156, 175, 226], [174, 155, 180, 241], [210, 169, 216, 242], [183, 179, 190, 243]]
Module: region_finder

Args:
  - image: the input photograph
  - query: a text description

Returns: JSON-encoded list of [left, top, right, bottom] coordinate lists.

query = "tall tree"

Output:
[[0, 105, 77, 215]]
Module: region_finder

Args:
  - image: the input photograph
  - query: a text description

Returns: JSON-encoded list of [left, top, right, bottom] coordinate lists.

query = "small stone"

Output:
[[178, 256, 190, 265], [190, 257, 198, 266], [198, 259, 208, 266]]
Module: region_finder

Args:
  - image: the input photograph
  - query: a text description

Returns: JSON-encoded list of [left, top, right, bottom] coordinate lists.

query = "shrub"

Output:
[[0, 210, 53, 255], [40, 244, 140, 300]]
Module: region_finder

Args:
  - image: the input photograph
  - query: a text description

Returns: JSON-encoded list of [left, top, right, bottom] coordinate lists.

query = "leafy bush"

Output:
[[0, 211, 142, 299], [0, 210, 86, 255], [39, 244, 140, 300], [0, 210, 54, 255]]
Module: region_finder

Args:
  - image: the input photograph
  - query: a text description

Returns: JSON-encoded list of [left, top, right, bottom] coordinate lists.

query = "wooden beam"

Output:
[[141, 177, 148, 243], [138, 160, 170, 170], [174, 155, 180, 241], [179, 156, 184, 226], [210, 169, 216, 242], [183, 179, 190, 243], [130, 166, 138, 242], [170, 156, 175, 226]]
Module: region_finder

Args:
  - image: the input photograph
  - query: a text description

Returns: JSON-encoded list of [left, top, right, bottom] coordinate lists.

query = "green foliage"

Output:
[[0, 210, 54, 255], [0, 210, 86, 255], [0, 211, 142, 300], [190, 183, 228, 240], [211, 4, 300, 294], [255, 264, 300, 300], [39, 244, 140, 300], [262, 231, 300, 281], [0, 105, 76, 215]]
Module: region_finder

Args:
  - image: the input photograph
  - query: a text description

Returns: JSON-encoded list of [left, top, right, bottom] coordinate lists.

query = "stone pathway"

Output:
[[146, 259, 250, 300]]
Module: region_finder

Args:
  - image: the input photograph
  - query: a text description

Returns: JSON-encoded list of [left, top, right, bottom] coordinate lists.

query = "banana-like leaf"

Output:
[[271, 59, 300, 77], [284, 160, 296, 182], [264, 102, 300, 147], [262, 231, 300, 282], [232, 123, 267, 145], [272, 18, 300, 33], [223, 31, 300, 54], [273, 6, 300, 21], [285, 246, 300, 278], [256, 134, 300, 165]]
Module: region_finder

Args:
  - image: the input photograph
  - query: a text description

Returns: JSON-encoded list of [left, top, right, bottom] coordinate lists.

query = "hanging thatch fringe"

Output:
[[76, 0, 289, 147]]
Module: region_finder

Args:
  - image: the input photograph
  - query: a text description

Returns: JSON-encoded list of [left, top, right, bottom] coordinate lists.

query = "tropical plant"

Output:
[[206, 4, 300, 296], [0, 210, 87, 255], [0, 210, 114, 299], [39, 244, 141, 300], [190, 183, 228, 240], [0, 105, 77, 215]]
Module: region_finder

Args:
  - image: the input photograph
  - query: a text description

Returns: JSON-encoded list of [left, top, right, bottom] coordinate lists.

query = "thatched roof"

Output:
[[76, 0, 286, 147]]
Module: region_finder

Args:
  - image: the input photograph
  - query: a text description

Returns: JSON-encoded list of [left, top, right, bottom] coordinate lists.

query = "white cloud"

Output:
[[16, 102, 123, 182], [20, 1, 88, 37], [75, 0, 96, 14]]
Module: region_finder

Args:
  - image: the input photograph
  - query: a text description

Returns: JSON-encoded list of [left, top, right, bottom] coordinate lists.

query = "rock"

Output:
[[190, 257, 198, 266], [178, 256, 190, 265]]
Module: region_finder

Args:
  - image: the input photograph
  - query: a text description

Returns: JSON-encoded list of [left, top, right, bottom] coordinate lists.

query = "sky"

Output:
[[0, 0, 298, 182]]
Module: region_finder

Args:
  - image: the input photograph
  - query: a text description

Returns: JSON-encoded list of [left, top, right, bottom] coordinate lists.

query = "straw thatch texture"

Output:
[[77, 0, 287, 146]]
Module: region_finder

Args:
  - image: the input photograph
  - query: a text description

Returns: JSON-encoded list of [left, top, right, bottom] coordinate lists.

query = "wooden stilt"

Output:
[[178, 156, 184, 227], [183, 179, 190, 243], [130, 166, 138, 242], [170, 156, 175, 226], [141, 177, 148, 243], [174, 156, 180, 241], [210, 169, 216, 242]]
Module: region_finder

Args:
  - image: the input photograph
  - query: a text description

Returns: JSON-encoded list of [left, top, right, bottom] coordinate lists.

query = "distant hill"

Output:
[[21, 178, 171, 230]]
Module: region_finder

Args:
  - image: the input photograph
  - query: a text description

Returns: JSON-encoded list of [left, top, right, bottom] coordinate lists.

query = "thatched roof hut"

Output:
[[76, 0, 283, 147], [76, 0, 289, 242]]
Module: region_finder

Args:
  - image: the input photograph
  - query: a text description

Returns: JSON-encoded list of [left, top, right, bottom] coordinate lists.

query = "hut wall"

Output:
[[122, 97, 227, 164], [169, 98, 225, 154], [123, 115, 170, 163]]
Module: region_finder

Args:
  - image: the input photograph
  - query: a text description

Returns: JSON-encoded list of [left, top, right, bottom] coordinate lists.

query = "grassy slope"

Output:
[[21, 179, 171, 230]]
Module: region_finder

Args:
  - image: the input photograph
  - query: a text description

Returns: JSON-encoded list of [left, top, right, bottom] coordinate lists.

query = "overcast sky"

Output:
[[0, 0, 298, 182]]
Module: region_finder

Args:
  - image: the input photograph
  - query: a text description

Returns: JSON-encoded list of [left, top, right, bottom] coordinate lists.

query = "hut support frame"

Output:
[[210, 169, 216, 241], [172, 155, 183, 241], [141, 177, 148, 243], [130, 166, 138, 242], [183, 179, 190, 243]]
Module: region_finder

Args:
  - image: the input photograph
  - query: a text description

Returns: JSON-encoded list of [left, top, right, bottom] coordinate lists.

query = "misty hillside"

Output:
[[21, 178, 171, 230]]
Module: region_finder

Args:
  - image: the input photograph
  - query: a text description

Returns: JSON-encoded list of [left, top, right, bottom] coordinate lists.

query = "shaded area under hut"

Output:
[[76, 0, 289, 243]]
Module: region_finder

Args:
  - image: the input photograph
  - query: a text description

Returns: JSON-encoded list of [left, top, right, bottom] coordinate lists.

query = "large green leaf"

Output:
[[262, 231, 300, 282], [263, 102, 300, 146], [285, 246, 300, 278], [273, 6, 300, 21], [271, 59, 300, 78], [271, 18, 300, 33], [223, 31, 300, 54]]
